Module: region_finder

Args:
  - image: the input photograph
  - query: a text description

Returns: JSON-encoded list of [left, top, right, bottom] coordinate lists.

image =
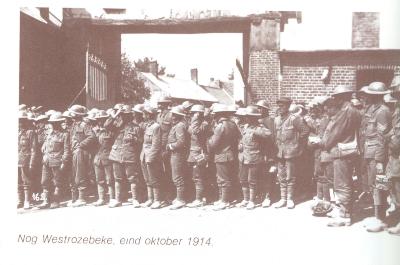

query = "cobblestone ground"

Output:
[[13, 197, 400, 265]]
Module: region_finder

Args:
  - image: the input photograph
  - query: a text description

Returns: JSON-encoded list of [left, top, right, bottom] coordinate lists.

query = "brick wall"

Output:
[[248, 50, 280, 105], [352, 12, 380, 48]]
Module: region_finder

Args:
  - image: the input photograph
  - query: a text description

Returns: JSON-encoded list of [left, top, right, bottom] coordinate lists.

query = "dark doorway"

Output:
[[356, 69, 394, 90]]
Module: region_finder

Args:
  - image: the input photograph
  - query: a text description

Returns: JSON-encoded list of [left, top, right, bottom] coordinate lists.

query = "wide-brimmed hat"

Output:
[[158, 95, 172, 104], [62, 110, 74, 118], [245, 105, 261, 117], [68, 105, 87, 116], [132, 104, 145, 114], [331, 85, 354, 96], [48, 112, 65, 122], [181, 100, 194, 110], [276, 97, 292, 104], [255, 100, 269, 109], [190, 104, 205, 113], [351, 98, 362, 107], [35, 114, 49, 122], [120, 104, 132, 114], [113, 103, 123, 110], [143, 105, 158, 115], [364, 82, 389, 95], [234, 107, 247, 116], [212, 104, 230, 114], [19, 104, 27, 111], [384, 93, 398, 103], [96, 110, 109, 119], [19, 110, 29, 120], [170, 105, 186, 116]]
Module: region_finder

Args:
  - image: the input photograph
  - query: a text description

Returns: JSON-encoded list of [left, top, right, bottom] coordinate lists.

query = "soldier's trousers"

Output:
[[113, 161, 141, 184], [18, 166, 31, 191], [333, 157, 355, 216], [391, 178, 400, 208], [41, 164, 63, 192], [365, 158, 378, 193], [277, 158, 297, 190], [141, 160, 162, 189], [71, 149, 91, 193], [171, 153, 186, 200], [94, 163, 114, 188], [188, 162, 206, 194], [239, 163, 261, 190], [216, 161, 236, 202]]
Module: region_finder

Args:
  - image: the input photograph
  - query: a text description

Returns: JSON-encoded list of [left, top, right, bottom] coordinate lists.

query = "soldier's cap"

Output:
[[120, 104, 132, 114], [276, 97, 292, 104], [45, 109, 57, 116], [351, 98, 362, 107], [18, 110, 29, 120], [35, 114, 49, 122], [170, 105, 186, 116], [158, 95, 172, 104], [62, 110, 74, 118], [331, 85, 354, 97], [357, 86, 369, 94], [182, 100, 194, 110], [312, 96, 329, 105], [143, 105, 158, 115], [68, 105, 87, 116], [384, 93, 398, 103], [88, 108, 99, 115], [255, 99, 270, 109], [85, 112, 97, 121], [212, 104, 230, 114], [48, 112, 65, 123], [364, 81, 389, 95], [245, 105, 261, 117], [132, 104, 145, 114], [190, 104, 205, 113], [96, 110, 109, 119], [234, 107, 247, 116], [106, 108, 115, 116]]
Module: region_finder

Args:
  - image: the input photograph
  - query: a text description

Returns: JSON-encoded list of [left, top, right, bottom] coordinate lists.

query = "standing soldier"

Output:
[[386, 76, 400, 235], [186, 104, 210, 208], [273, 97, 309, 209], [237, 106, 271, 210], [108, 105, 143, 208], [38, 112, 70, 209], [140, 106, 164, 209], [255, 99, 277, 207], [18, 110, 38, 209], [322, 86, 361, 227], [362, 82, 392, 232], [166, 105, 189, 210], [181, 100, 194, 128], [157, 96, 174, 204], [208, 104, 241, 210], [68, 105, 96, 207], [92, 110, 115, 207]]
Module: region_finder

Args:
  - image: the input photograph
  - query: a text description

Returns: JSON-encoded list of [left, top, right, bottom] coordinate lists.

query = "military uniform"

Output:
[[109, 120, 143, 206], [18, 127, 38, 208], [140, 119, 163, 208], [274, 112, 309, 208], [187, 115, 210, 206], [208, 117, 241, 207], [70, 120, 96, 205], [167, 119, 189, 206], [40, 128, 70, 208]]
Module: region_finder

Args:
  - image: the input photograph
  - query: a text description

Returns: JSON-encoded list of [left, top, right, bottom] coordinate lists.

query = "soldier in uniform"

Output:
[[208, 104, 241, 210], [108, 105, 143, 208], [186, 104, 210, 208], [157, 96, 175, 204], [68, 105, 96, 207], [255, 100, 276, 207], [18, 110, 38, 209], [237, 106, 271, 210], [322, 86, 361, 227], [140, 106, 164, 209], [38, 112, 70, 209], [166, 105, 189, 210], [181, 100, 194, 128], [92, 110, 115, 207], [386, 76, 400, 235], [362, 82, 393, 232], [273, 97, 309, 209]]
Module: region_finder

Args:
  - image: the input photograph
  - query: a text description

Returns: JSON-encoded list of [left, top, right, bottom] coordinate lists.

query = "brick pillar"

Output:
[[248, 18, 280, 108]]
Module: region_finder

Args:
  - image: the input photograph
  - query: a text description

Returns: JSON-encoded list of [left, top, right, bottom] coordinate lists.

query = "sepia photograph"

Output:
[[2, 0, 400, 264]]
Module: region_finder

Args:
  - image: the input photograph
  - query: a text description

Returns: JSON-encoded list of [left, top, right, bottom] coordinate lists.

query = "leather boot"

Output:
[[170, 187, 185, 210], [366, 206, 387, 232], [142, 186, 154, 207], [287, 185, 295, 209], [130, 184, 140, 208], [50, 193, 60, 209], [23, 189, 31, 209], [214, 186, 223, 206], [109, 182, 122, 208], [273, 186, 287, 208], [213, 187, 230, 211], [108, 185, 115, 201], [327, 205, 351, 227], [262, 192, 272, 208], [195, 184, 205, 202], [246, 188, 256, 210], [236, 187, 249, 208], [388, 222, 400, 235], [17, 190, 24, 208], [93, 185, 106, 206], [322, 183, 331, 202], [68, 189, 78, 207], [150, 188, 162, 209], [38, 190, 50, 209], [72, 190, 88, 207]]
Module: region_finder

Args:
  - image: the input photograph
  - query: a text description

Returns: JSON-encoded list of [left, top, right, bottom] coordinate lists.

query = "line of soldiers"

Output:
[[18, 77, 400, 235]]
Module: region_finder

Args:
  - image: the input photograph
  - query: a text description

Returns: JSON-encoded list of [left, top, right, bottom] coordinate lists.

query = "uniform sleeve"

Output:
[[148, 124, 161, 163], [79, 124, 96, 150], [254, 126, 272, 139], [29, 131, 38, 168], [293, 116, 310, 140], [170, 123, 187, 151], [208, 123, 224, 152], [62, 132, 71, 164], [375, 108, 392, 162]]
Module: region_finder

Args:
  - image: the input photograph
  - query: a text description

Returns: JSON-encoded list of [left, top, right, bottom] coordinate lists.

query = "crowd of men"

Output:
[[18, 77, 400, 235]]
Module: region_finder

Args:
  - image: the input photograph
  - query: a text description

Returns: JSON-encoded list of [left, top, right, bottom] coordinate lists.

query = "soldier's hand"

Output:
[[376, 162, 384, 174]]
